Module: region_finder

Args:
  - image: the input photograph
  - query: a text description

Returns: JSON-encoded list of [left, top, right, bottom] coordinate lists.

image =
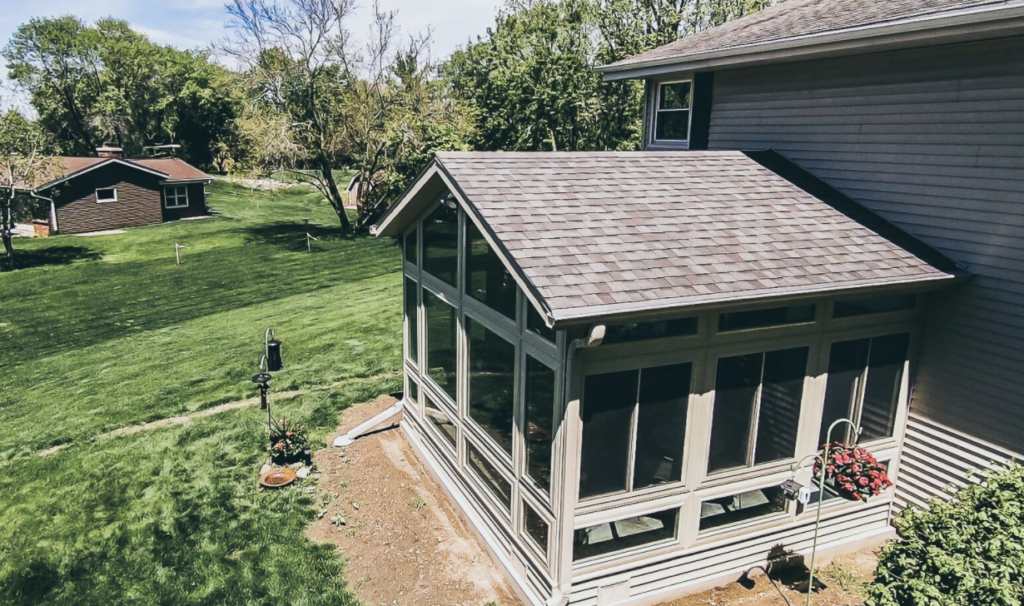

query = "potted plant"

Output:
[[269, 417, 311, 465], [814, 442, 892, 501]]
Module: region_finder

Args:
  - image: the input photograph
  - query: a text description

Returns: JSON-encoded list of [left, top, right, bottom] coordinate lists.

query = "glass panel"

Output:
[[467, 442, 512, 510], [467, 317, 516, 455], [523, 502, 550, 556], [422, 202, 459, 287], [527, 305, 555, 342], [659, 82, 691, 110], [408, 377, 419, 404], [574, 508, 678, 561], [579, 370, 638, 498], [404, 228, 417, 265], [466, 221, 516, 319], [424, 290, 458, 401], [404, 277, 418, 365], [833, 294, 916, 319], [819, 339, 870, 447], [424, 394, 457, 447], [708, 353, 762, 473], [655, 110, 690, 141], [524, 356, 556, 493], [699, 486, 788, 531], [718, 304, 816, 332], [603, 318, 698, 345], [860, 334, 910, 441], [754, 347, 808, 465], [633, 363, 691, 489]]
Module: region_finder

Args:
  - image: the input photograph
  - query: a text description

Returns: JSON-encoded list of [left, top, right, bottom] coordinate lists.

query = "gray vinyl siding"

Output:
[[702, 36, 1024, 501]]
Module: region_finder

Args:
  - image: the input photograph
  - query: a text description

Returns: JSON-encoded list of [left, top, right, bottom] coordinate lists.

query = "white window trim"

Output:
[[95, 187, 118, 203], [652, 79, 694, 145], [164, 185, 189, 209]]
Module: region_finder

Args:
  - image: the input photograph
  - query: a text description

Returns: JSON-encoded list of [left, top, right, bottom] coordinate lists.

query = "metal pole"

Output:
[[806, 418, 860, 606], [174, 243, 186, 265], [305, 232, 317, 252]]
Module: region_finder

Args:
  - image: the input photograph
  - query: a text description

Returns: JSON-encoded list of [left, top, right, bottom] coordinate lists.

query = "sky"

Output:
[[0, 0, 505, 101]]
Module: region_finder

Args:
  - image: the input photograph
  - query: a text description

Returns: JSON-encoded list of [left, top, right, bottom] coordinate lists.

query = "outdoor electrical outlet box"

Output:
[[798, 486, 813, 505], [782, 479, 812, 504]]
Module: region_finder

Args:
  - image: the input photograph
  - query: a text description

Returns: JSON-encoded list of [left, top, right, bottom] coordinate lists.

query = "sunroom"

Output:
[[371, 151, 963, 606]]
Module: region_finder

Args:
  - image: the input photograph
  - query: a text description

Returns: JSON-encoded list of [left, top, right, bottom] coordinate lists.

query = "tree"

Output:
[[0, 107, 59, 271], [866, 464, 1024, 606]]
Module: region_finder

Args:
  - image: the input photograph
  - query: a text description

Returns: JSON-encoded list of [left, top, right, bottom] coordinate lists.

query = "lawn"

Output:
[[0, 180, 403, 605]]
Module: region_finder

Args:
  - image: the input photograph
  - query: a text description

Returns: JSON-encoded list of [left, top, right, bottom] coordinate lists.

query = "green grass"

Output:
[[0, 180, 403, 604]]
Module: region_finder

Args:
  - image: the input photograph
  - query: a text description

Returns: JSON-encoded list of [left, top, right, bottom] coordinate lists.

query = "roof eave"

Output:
[[548, 271, 971, 328], [599, 3, 1024, 80]]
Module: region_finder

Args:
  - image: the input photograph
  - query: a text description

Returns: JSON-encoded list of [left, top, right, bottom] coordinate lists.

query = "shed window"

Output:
[[422, 200, 459, 287], [699, 485, 788, 532], [523, 502, 550, 556], [466, 220, 516, 320], [467, 317, 516, 455], [833, 294, 916, 318], [579, 363, 691, 499], [404, 277, 418, 365], [96, 187, 118, 203], [654, 81, 692, 142], [603, 317, 697, 345], [819, 333, 909, 445], [574, 508, 678, 561], [467, 442, 512, 511], [164, 186, 188, 208], [718, 304, 816, 332], [524, 355, 556, 494], [424, 290, 458, 402], [424, 394, 457, 448], [708, 347, 808, 473]]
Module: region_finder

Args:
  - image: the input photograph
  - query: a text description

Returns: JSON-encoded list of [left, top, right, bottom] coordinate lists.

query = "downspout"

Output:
[[550, 324, 606, 606], [29, 190, 57, 233]]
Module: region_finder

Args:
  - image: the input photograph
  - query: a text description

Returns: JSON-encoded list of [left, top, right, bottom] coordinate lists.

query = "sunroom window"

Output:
[[523, 502, 550, 556], [404, 227, 418, 265], [654, 81, 692, 142], [466, 220, 516, 320], [422, 201, 458, 287], [833, 294, 916, 319], [819, 333, 910, 445], [718, 304, 816, 332], [527, 305, 555, 342], [467, 442, 512, 511], [524, 355, 556, 494], [579, 363, 691, 498], [424, 394, 457, 448], [699, 485, 788, 532], [708, 347, 808, 473], [404, 277, 418, 365], [603, 317, 697, 345], [424, 290, 458, 401], [574, 508, 678, 561], [466, 317, 516, 455]]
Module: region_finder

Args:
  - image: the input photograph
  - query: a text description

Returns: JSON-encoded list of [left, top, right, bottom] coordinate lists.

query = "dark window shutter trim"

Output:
[[689, 72, 714, 150]]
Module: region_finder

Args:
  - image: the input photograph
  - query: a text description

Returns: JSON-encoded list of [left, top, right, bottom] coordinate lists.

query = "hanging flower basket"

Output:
[[814, 442, 892, 501], [269, 417, 311, 465]]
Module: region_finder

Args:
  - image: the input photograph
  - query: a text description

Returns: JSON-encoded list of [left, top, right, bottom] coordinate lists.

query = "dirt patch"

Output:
[[655, 549, 877, 606], [309, 395, 519, 606]]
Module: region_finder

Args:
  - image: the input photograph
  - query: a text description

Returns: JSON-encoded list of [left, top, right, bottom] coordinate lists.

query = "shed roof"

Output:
[[22, 156, 211, 191], [374, 151, 963, 326], [600, 0, 1024, 77]]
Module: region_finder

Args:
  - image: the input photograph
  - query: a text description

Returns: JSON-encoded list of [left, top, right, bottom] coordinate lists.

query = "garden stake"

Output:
[[174, 242, 186, 265], [806, 418, 861, 606], [306, 232, 318, 252]]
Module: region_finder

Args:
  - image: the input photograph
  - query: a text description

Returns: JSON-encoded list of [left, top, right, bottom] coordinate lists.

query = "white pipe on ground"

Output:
[[333, 402, 404, 447]]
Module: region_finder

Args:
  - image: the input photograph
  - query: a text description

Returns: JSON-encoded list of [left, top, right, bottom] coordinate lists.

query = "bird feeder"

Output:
[[252, 372, 273, 410], [265, 328, 284, 372]]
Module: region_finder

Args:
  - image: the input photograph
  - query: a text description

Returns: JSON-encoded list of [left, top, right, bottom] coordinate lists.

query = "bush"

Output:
[[866, 463, 1024, 606]]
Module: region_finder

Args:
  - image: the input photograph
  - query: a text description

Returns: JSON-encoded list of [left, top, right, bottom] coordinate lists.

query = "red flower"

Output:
[[827, 465, 836, 474], [285, 430, 294, 438], [858, 477, 870, 487], [850, 492, 862, 500], [851, 464, 862, 473]]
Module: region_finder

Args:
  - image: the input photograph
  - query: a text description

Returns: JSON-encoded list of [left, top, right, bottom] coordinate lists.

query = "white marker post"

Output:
[[306, 232, 318, 252], [174, 243, 187, 265]]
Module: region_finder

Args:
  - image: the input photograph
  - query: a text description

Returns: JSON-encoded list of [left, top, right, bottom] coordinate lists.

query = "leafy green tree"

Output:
[[0, 107, 59, 271], [866, 464, 1024, 606]]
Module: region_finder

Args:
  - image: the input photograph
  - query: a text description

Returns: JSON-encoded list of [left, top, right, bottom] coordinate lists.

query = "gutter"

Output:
[[29, 190, 58, 233], [599, 2, 1024, 80]]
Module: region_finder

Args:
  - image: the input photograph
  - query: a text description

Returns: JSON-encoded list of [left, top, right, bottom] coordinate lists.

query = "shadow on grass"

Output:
[[1, 246, 103, 272], [241, 221, 349, 252]]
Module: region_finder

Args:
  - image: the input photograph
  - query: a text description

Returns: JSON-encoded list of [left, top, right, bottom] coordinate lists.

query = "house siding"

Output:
[[48, 164, 165, 234], [699, 35, 1024, 504]]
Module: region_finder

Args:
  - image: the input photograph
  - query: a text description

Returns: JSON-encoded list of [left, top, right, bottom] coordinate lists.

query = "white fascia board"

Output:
[[370, 161, 442, 237], [35, 158, 170, 191], [600, 3, 1024, 80]]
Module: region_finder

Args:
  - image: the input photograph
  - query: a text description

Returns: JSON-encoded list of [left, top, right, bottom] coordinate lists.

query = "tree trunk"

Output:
[[318, 159, 352, 233], [1, 200, 14, 271]]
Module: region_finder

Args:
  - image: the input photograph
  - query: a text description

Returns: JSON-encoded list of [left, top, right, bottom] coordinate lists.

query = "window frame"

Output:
[[95, 187, 118, 203], [163, 185, 188, 209], [652, 79, 694, 145]]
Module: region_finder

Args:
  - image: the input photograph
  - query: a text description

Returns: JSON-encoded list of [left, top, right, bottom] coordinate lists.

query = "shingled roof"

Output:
[[374, 151, 963, 326], [600, 0, 1022, 76], [20, 157, 211, 191]]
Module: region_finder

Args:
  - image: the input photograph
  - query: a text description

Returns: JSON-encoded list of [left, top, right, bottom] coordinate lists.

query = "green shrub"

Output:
[[866, 463, 1024, 606]]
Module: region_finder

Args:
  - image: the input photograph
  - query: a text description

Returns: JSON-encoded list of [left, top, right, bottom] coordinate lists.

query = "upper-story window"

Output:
[[422, 200, 459, 287], [466, 220, 516, 320], [96, 187, 118, 203], [654, 81, 692, 142]]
